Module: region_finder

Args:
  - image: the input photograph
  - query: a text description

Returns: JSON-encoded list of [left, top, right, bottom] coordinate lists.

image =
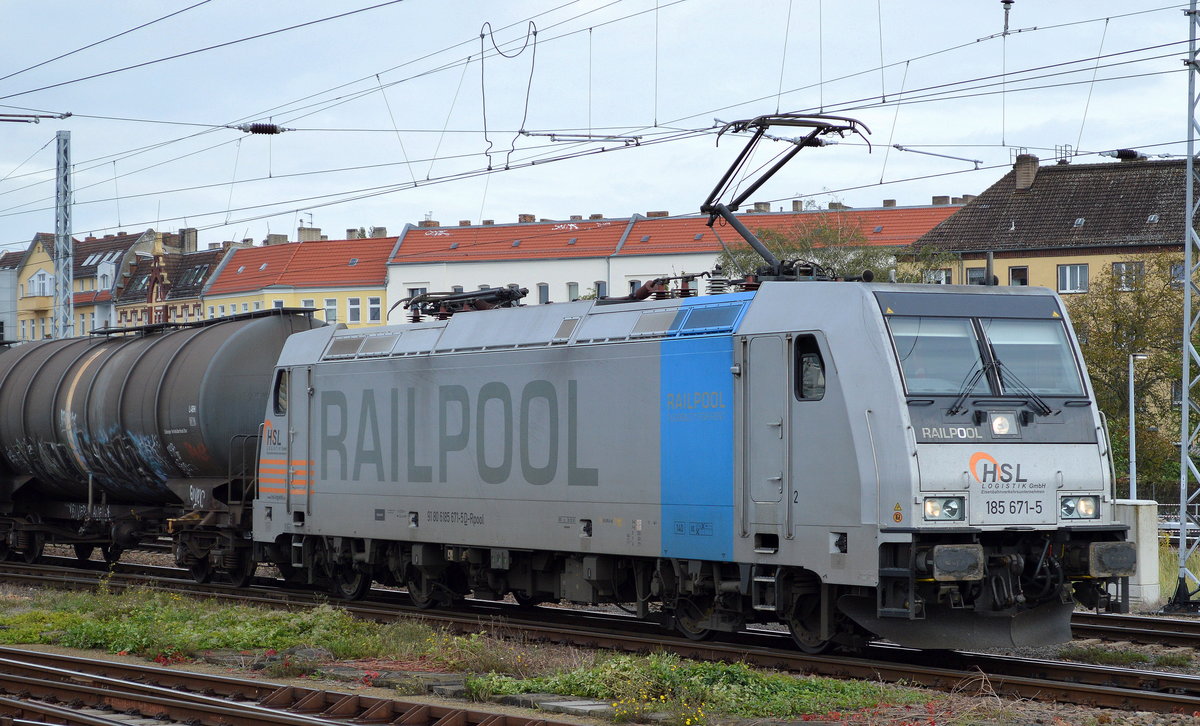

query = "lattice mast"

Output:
[[52, 130, 73, 339], [1173, 0, 1200, 609]]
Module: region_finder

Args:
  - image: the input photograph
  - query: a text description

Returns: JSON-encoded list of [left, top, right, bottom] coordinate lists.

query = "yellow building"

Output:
[[915, 154, 1184, 293], [203, 236, 397, 327]]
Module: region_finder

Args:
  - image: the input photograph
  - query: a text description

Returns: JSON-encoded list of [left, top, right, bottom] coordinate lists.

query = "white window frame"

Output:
[[1057, 263, 1089, 293], [1113, 261, 1144, 292], [348, 297, 361, 323], [324, 298, 337, 322], [368, 297, 381, 322]]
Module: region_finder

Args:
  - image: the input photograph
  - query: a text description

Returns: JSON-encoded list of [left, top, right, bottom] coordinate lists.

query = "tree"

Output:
[[1065, 253, 1184, 497], [715, 208, 957, 281]]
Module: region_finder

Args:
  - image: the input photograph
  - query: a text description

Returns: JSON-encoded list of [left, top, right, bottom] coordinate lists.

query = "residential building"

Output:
[[203, 235, 396, 326], [385, 202, 964, 322], [0, 251, 21, 341], [914, 154, 1185, 291], [114, 246, 226, 327]]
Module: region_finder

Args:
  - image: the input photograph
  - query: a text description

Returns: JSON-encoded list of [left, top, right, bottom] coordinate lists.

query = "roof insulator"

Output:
[[236, 123, 289, 135]]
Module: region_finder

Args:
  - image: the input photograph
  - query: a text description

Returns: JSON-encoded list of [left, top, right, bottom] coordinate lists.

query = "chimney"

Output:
[[792, 200, 805, 212], [179, 227, 198, 252], [570, 215, 583, 221], [1014, 154, 1039, 191], [297, 226, 323, 242], [264, 234, 288, 246], [751, 202, 771, 213], [962, 194, 977, 203], [952, 197, 964, 204], [589, 213, 604, 220], [241, 238, 254, 246], [482, 219, 494, 225], [459, 220, 471, 226], [932, 196, 950, 206], [828, 201, 849, 210], [347, 228, 362, 239], [518, 213, 536, 223], [369, 226, 387, 237], [882, 199, 896, 208], [104, 234, 115, 239], [417, 220, 440, 228], [646, 210, 669, 218]]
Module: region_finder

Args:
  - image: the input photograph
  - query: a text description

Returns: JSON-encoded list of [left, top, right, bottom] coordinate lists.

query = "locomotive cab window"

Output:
[[794, 335, 825, 401], [272, 369, 288, 416], [888, 317, 985, 395]]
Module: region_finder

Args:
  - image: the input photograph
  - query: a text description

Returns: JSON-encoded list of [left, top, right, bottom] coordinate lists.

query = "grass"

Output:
[[1157, 538, 1200, 600], [1057, 644, 1191, 669], [0, 585, 930, 724]]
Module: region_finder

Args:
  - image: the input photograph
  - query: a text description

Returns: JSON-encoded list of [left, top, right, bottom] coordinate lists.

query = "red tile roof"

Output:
[[618, 207, 963, 256], [389, 207, 961, 264], [206, 237, 396, 295], [389, 220, 629, 264]]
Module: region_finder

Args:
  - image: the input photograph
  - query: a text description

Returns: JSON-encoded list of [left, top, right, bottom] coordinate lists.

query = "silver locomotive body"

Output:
[[253, 282, 1133, 649]]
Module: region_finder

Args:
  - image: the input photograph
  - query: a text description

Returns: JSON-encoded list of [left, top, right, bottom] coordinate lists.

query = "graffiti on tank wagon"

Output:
[[317, 380, 599, 486]]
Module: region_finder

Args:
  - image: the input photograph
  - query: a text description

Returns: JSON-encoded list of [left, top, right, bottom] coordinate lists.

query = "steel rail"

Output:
[[6, 561, 1200, 714]]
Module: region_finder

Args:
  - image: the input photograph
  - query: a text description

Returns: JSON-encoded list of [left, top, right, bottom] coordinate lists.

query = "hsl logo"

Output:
[[969, 451, 1028, 483]]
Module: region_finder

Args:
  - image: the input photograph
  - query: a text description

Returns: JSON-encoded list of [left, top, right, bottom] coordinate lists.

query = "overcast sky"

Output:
[[0, 1, 1186, 252]]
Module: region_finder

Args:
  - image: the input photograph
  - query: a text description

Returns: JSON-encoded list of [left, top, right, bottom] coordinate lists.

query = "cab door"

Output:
[[743, 335, 789, 526], [269, 365, 313, 517]]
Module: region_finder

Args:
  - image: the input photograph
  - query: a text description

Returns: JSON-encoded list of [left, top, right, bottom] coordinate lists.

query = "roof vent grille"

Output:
[[1073, 218, 1085, 228]]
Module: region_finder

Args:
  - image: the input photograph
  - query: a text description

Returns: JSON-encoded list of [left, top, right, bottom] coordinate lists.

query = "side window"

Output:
[[273, 369, 289, 416], [794, 335, 825, 401]]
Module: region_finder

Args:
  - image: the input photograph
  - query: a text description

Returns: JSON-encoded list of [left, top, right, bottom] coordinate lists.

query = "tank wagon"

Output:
[[0, 114, 1135, 651], [0, 310, 321, 578]]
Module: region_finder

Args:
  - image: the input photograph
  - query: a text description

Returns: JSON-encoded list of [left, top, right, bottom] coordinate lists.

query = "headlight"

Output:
[[924, 496, 965, 521], [989, 411, 1019, 438], [1060, 495, 1100, 520]]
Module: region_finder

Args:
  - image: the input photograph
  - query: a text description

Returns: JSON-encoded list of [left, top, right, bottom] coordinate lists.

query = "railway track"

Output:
[[0, 646, 572, 726], [4, 559, 1200, 715]]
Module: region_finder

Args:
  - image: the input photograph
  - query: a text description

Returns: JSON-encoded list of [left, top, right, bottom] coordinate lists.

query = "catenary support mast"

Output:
[[1172, 0, 1200, 610], [52, 130, 73, 339]]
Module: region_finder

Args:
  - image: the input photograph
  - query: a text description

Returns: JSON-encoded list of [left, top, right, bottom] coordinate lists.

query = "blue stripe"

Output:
[[659, 296, 746, 561]]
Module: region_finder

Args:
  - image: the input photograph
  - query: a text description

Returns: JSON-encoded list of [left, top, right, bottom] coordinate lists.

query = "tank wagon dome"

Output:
[[0, 311, 322, 504]]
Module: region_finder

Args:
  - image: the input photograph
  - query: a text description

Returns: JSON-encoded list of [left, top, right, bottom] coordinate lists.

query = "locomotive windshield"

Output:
[[888, 315, 1083, 397]]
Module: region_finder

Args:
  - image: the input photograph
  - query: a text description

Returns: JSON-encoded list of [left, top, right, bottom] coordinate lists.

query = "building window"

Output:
[[1113, 261, 1144, 291], [208, 306, 215, 318], [923, 269, 951, 285], [20, 320, 26, 340], [301, 299, 315, 310], [628, 280, 642, 295], [538, 283, 549, 304], [218, 305, 226, 316], [324, 298, 337, 322], [254, 301, 262, 311], [348, 297, 361, 323], [1057, 264, 1088, 293], [241, 302, 249, 312], [1008, 267, 1028, 286], [368, 297, 381, 322], [407, 287, 427, 298], [594, 281, 607, 298], [966, 268, 988, 285], [273, 300, 284, 309], [89, 312, 95, 330], [567, 282, 579, 300], [1174, 380, 1184, 408], [451, 286, 464, 294], [1172, 263, 1187, 289]]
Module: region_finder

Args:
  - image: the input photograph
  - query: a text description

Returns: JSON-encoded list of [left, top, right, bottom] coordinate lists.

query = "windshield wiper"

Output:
[[995, 362, 1055, 417], [947, 361, 991, 416]]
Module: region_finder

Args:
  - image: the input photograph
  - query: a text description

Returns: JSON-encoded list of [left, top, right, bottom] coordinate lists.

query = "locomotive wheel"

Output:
[[73, 544, 95, 563], [673, 596, 714, 641], [17, 534, 44, 564], [786, 594, 834, 654], [331, 567, 371, 600], [407, 571, 439, 609]]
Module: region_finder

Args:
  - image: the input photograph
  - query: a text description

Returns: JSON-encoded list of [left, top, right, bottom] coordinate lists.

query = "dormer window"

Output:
[[1073, 218, 1085, 228], [348, 258, 359, 266], [259, 263, 268, 271], [1148, 214, 1160, 223], [237, 265, 245, 274]]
